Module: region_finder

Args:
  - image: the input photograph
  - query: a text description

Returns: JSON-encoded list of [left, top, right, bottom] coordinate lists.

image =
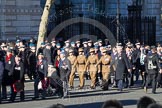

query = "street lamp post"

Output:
[[116, 0, 120, 43]]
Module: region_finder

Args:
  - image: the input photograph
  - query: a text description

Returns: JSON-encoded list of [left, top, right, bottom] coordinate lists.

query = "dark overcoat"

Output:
[[115, 51, 131, 80], [59, 58, 71, 81], [2, 55, 15, 86]]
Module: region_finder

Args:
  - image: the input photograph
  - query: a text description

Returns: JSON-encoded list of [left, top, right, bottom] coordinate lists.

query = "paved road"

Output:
[[1, 78, 162, 108]]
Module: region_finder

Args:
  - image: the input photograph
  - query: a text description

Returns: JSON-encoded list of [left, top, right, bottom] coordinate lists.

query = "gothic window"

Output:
[[132, 0, 144, 5], [94, 0, 105, 14]]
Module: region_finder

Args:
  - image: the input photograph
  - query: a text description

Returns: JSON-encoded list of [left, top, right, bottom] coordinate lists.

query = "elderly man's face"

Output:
[[16, 42, 20, 46], [57, 50, 61, 55], [15, 56, 21, 61], [112, 47, 117, 53], [83, 44, 87, 47], [77, 43, 80, 47], [38, 55, 43, 60], [99, 43, 102, 46], [52, 43, 56, 46], [88, 43, 92, 46], [56, 45, 61, 48], [65, 48, 69, 52], [116, 46, 123, 53], [71, 44, 75, 47], [66, 42, 70, 46], [46, 45, 51, 49], [60, 53, 65, 59], [136, 44, 140, 49]]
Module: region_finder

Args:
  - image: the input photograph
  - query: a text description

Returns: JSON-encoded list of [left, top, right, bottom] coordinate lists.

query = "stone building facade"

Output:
[[106, 0, 162, 43], [0, 0, 161, 42], [0, 0, 42, 40]]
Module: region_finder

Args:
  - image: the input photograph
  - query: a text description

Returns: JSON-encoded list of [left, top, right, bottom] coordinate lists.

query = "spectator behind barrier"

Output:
[[137, 96, 156, 108], [102, 100, 123, 108], [47, 104, 65, 108], [147, 103, 162, 108]]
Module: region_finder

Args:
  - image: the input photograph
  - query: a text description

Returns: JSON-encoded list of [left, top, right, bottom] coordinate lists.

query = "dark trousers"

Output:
[[10, 85, 24, 101], [95, 73, 101, 86], [145, 74, 157, 93], [135, 68, 140, 81], [125, 72, 133, 87], [157, 73, 162, 86], [62, 80, 68, 97], [99, 72, 103, 80], [2, 85, 7, 99], [0, 81, 1, 103], [28, 67, 36, 80], [117, 79, 123, 91], [142, 73, 147, 87], [34, 77, 46, 98]]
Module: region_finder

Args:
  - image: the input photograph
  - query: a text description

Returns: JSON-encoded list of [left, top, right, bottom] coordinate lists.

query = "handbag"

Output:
[[13, 80, 24, 92], [38, 78, 49, 90]]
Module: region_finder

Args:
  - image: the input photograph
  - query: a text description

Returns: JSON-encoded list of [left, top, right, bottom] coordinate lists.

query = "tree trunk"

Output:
[[36, 0, 54, 54]]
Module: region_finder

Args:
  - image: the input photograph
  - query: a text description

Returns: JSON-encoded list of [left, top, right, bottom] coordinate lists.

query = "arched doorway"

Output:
[[48, 17, 116, 46]]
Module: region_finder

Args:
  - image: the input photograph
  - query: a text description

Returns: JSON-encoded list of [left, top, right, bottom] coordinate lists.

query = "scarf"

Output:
[[37, 60, 43, 68], [6, 53, 12, 62]]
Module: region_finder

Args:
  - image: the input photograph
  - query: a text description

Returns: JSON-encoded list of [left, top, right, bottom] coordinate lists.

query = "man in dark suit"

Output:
[[59, 51, 71, 98], [144, 46, 162, 94], [27, 46, 37, 80], [115, 43, 131, 91], [0, 54, 4, 103], [43, 43, 52, 65], [132, 42, 141, 82], [10, 55, 25, 102], [33, 53, 48, 100], [2, 48, 15, 99]]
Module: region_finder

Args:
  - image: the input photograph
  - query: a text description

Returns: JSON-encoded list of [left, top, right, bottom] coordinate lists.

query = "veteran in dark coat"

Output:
[[115, 43, 131, 91], [10, 55, 25, 102], [59, 51, 71, 98], [132, 42, 141, 81], [32, 53, 48, 100], [2, 48, 15, 99], [27, 46, 37, 79], [0, 55, 4, 103], [144, 46, 162, 94], [43, 43, 52, 65]]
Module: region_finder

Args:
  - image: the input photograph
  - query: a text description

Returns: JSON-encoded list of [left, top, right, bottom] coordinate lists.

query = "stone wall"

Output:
[[105, 0, 162, 43], [142, 0, 161, 43], [106, 0, 129, 16], [0, 0, 42, 40]]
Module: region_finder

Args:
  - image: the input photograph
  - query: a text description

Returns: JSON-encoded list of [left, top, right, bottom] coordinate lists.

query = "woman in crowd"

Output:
[[10, 55, 25, 102]]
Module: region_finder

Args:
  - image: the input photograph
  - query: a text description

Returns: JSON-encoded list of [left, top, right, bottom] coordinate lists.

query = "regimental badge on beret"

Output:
[[78, 48, 83, 52], [69, 49, 74, 53], [89, 48, 95, 53]]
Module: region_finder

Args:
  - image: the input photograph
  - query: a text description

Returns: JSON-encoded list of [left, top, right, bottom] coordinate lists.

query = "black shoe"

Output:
[[90, 86, 95, 89], [152, 91, 156, 94], [9, 99, 15, 102], [41, 97, 46, 100], [111, 85, 117, 88], [157, 85, 162, 88], [32, 97, 39, 100], [2, 97, 7, 100], [62, 96, 68, 99], [20, 99, 25, 102], [118, 89, 123, 92], [70, 86, 74, 89], [78, 86, 83, 89]]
